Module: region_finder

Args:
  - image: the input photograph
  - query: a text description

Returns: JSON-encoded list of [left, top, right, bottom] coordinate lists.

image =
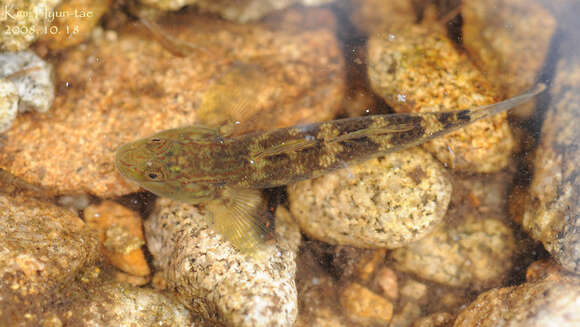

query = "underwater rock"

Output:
[[453, 279, 580, 327], [392, 216, 515, 289], [63, 275, 196, 326], [0, 78, 18, 133], [0, 194, 99, 297], [140, 0, 334, 22], [84, 200, 151, 277], [376, 267, 398, 300], [349, 0, 417, 35], [413, 312, 454, 327], [0, 11, 344, 198], [368, 25, 515, 173], [392, 172, 516, 290], [37, 0, 113, 51], [1, 263, 196, 326], [521, 23, 580, 274], [340, 282, 394, 325], [462, 0, 555, 119], [288, 148, 451, 248], [145, 200, 300, 327], [0, 0, 62, 51], [0, 51, 54, 113]]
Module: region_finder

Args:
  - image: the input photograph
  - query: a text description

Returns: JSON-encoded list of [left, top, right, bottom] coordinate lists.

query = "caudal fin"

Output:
[[470, 83, 547, 121]]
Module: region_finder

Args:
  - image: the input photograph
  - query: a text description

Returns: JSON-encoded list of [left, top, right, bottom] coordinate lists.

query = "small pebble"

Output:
[[376, 267, 398, 299], [84, 201, 150, 277], [399, 280, 427, 302], [0, 78, 18, 133], [340, 283, 394, 325], [0, 51, 55, 113]]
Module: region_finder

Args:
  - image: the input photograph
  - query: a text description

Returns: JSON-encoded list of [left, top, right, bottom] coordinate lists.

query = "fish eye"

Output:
[[144, 165, 167, 181]]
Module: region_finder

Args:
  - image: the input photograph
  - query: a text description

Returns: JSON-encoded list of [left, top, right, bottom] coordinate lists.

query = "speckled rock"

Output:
[[145, 200, 300, 327], [392, 216, 516, 289], [412, 313, 453, 327], [340, 282, 394, 325], [64, 276, 196, 327], [0, 0, 62, 51], [140, 0, 334, 22], [349, 0, 417, 35], [462, 0, 555, 118], [521, 20, 580, 274], [0, 11, 344, 198], [84, 200, 151, 277], [0, 51, 54, 113], [0, 194, 102, 325], [37, 0, 113, 51], [453, 279, 580, 327], [368, 25, 515, 173], [0, 194, 99, 297], [0, 78, 18, 133], [1, 264, 197, 326], [288, 148, 451, 248], [392, 172, 517, 290]]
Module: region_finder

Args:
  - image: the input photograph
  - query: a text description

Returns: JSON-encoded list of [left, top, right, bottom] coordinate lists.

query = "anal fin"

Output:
[[205, 188, 273, 256]]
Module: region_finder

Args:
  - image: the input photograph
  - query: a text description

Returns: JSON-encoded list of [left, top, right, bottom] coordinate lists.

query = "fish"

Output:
[[116, 83, 546, 255]]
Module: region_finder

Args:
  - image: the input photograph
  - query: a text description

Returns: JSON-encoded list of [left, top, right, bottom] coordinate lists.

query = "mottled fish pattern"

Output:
[[116, 83, 545, 255]]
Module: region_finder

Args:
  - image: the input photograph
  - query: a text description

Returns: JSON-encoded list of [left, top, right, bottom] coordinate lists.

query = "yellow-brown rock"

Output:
[[340, 283, 394, 325], [84, 200, 150, 277], [368, 24, 514, 173]]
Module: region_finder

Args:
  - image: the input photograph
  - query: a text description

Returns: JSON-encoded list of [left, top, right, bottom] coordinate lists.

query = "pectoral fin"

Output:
[[205, 188, 273, 256]]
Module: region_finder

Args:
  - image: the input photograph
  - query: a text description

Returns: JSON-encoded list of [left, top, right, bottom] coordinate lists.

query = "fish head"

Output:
[[115, 133, 218, 203]]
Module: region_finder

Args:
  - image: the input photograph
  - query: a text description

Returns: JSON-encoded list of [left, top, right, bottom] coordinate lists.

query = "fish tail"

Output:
[[469, 83, 546, 121], [421, 83, 547, 138]]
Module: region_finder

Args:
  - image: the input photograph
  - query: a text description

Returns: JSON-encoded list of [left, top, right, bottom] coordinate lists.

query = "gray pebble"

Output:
[[0, 78, 18, 133], [0, 51, 54, 113], [145, 198, 300, 327]]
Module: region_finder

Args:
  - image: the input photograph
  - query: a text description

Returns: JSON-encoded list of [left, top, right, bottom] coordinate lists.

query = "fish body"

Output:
[[116, 83, 545, 254]]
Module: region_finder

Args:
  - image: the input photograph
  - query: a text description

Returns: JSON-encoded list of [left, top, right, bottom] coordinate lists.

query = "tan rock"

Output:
[[84, 200, 150, 277], [368, 24, 514, 173], [462, 0, 555, 118], [454, 279, 580, 327], [288, 148, 451, 248], [340, 282, 394, 325]]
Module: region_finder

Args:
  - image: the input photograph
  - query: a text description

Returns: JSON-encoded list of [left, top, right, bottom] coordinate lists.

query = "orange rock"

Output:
[[84, 201, 150, 277], [340, 283, 394, 325]]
